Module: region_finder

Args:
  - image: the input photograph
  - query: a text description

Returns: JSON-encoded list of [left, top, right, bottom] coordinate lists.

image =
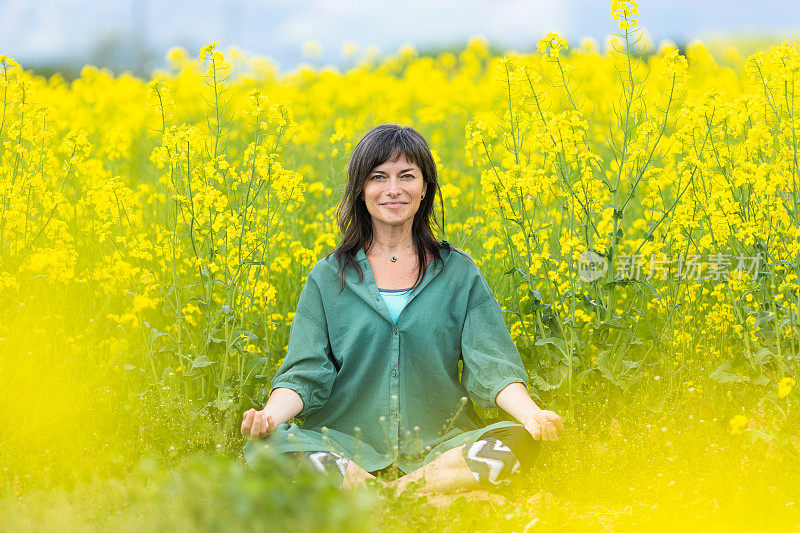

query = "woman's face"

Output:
[[362, 152, 427, 234]]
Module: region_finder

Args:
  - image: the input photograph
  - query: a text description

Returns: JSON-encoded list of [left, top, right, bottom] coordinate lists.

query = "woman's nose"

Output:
[[387, 177, 401, 194]]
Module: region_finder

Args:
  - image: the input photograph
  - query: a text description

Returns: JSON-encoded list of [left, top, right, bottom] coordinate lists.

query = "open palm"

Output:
[[523, 410, 564, 441]]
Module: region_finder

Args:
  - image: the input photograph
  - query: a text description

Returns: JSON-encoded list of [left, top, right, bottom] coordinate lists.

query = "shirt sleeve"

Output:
[[270, 271, 337, 419], [460, 273, 530, 411]]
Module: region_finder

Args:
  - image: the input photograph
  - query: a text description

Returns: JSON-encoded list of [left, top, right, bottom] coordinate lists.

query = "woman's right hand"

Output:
[[241, 408, 277, 440]]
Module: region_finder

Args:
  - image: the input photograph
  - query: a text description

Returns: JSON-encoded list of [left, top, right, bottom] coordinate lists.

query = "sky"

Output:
[[1, 0, 799, 74]]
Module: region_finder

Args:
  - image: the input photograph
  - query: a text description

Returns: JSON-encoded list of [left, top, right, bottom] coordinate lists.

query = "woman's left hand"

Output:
[[522, 409, 564, 441]]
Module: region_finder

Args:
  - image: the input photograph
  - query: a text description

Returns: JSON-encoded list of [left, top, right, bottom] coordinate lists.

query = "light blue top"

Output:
[[378, 287, 413, 324]]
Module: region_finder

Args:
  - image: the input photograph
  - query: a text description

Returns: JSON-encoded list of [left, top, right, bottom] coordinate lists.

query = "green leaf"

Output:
[[753, 347, 773, 366], [753, 311, 775, 329], [206, 326, 225, 344], [534, 336, 569, 356], [709, 361, 750, 383], [191, 355, 216, 370], [503, 267, 532, 284], [572, 368, 595, 391], [595, 349, 641, 391], [595, 349, 616, 383], [243, 357, 269, 382], [161, 366, 176, 380], [618, 359, 642, 373], [529, 371, 560, 391], [214, 390, 234, 411], [751, 374, 771, 386], [147, 326, 175, 342]]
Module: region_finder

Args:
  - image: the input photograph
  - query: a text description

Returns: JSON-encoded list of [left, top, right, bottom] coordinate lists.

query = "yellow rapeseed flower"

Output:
[[132, 295, 158, 313], [610, 0, 639, 31], [729, 415, 748, 435], [537, 32, 568, 60], [199, 41, 218, 61], [778, 377, 796, 399]]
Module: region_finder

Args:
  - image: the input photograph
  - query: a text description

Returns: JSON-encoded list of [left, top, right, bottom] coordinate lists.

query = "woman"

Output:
[[241, 124, 563, 502]]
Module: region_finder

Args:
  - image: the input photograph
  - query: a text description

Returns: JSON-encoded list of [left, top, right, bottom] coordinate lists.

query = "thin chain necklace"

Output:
[[369, 242, 413, 262]]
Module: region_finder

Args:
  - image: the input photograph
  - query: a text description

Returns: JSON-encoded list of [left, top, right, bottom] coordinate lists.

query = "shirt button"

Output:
[[391, 370, 398, 377], [393, 326, 398, 334], [391, 411, 398, 418]]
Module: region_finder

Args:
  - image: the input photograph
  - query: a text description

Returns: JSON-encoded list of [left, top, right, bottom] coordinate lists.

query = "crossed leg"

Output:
[[388, 427, 540, 505], [286, 426, 538, 505], [284, 446, 493, 502], [284, 451, 380, 490], [342, 459, 380, 489], [389, 444, 481, 495]]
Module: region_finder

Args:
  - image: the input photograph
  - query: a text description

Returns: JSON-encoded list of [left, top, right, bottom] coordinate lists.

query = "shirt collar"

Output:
[[346, 240, 452, 325]]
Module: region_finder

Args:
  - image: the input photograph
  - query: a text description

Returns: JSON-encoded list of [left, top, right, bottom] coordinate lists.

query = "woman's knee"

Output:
[[461, 426, 541, 487], [481, 425, 541, 470]]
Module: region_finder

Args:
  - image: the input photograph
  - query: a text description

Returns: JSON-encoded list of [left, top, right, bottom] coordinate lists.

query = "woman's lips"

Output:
[[382, 202, 406, 208]]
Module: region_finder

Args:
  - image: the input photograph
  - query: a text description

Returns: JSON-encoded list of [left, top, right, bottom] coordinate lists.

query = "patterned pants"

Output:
[[461, 425, 541, 486], [284, 450, 351, 485], [284, 425, 540, 488]]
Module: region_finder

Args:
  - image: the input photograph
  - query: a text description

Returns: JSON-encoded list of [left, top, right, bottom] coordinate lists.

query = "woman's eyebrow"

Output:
[[372, 168, 417, 174]]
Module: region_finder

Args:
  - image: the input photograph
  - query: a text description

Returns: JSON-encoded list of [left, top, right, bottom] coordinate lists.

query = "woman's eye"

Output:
[[369, 173, 414, 180]]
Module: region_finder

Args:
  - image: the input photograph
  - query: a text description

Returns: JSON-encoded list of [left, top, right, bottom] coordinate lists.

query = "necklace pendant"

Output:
[[391, 257, 397, 262]]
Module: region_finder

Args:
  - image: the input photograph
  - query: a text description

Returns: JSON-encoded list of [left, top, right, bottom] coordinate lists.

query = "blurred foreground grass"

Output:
[[2, 395, 798, 532]]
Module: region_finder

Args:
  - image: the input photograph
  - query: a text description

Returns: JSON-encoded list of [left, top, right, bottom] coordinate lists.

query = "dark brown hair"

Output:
[[326, 124, 451, 294]]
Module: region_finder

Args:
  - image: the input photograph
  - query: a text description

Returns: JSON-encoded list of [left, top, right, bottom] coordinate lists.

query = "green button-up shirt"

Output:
[[243, 240, 530, 474]]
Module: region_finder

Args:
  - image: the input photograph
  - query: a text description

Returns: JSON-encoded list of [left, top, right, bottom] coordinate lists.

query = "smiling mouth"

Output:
[[382, 202, 407, 207]]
